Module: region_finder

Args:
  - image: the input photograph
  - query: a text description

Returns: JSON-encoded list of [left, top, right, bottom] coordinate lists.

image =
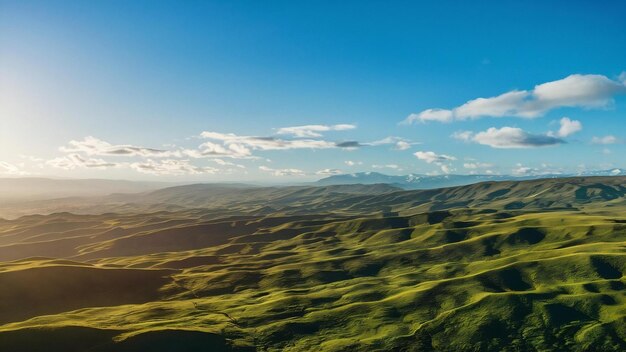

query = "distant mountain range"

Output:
[[316, 169, 626, 189]]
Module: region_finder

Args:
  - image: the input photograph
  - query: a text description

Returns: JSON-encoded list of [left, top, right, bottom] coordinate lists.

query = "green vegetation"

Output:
[[0, 177, 625, 351]]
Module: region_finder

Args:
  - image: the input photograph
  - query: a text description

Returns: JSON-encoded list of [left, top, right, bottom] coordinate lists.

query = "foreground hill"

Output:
[[0, 176, 624, 351]]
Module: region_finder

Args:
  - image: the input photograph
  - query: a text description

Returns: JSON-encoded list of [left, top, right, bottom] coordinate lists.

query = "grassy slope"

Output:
[[0, 177, 624, 351]]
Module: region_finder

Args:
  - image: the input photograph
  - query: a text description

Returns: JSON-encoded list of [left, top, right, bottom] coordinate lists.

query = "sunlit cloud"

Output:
[[277, 124, 355, 137], [60, 136, 179, 158], [130, 159, 218, 175], [200, 131, 337, 153], [0, 161, 30, 175], [344, 160, 362, 166], [548, 117, 582, 138], [367, 136, 418, 150], [414, 151, 456, 163], [46, 154, 119, 170], [372, 164, 401, 170], [591, 135, 620, 144], [454, 127, 564, 148], [212, 158, 246, 169], [463, 162, 493, 169], [414, 151, 457, 174], [184, 141, 253, 159], [258, 166, 306, 176], [511, 163, 563, 176], [405, 73, 626, 123], [315, 168, 343, 176]]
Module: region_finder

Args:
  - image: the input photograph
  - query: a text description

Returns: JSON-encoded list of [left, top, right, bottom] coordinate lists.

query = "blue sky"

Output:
[[1, 0, 625, 181]]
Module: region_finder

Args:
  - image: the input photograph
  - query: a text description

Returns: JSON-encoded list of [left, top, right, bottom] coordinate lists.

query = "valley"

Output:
[[0, 177, 625, 351]]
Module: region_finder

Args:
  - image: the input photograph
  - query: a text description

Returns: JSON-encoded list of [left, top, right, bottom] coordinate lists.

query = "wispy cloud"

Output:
[[454, 127, 564, 148], [259, 166, 305, 176], [463, 161, 496, 175], [277, 124, 355, 137], [185, 141, 253, 159], [368, 136, 418, 150], [372, 164, 401, 170], [46, 154, 119, 170], [200, 131, 337, 153], [414, 151, 456, 174], [315, 168, 343, 176], [130, 159, 218, 175], [405, 73, 626, 123], [463, 162, 493, 169], [591, 135, 620, 144], [344, 160, 362, 166], [414, 151, 456, 163], [0, 161, 30, 175], [511, 163, 562, 176], [211, 158, 246, 169], [60, 136, 179, 158]]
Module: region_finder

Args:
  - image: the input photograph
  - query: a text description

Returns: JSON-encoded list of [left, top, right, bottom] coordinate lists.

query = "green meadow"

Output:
[[0, 177, 625, 351]]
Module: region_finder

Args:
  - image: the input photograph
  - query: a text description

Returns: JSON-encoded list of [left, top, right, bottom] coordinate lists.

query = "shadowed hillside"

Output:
[[0, 177, 625, 351]]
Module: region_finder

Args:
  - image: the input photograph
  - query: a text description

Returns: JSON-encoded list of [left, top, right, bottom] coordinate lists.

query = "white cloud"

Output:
[[414, 151, 456, 174], [200, 131, 337, 154], [46, 154, 118, 170], [258, 166, 306, 177], [130, 159, 218, 175], [344, 160, 362, 166], [405, 73, 626, 123], [455, 127, 564, 149], [451, 131, 474, 142], [463, 162, 493, 169], [0, 161, 30, 175], [315, 168, 343, 176], [277, 124, 355, 137], [186, 141, 253, 159], [367, 136, 418, 150], [212, 158, 246, 169], [405, 109, 453, 123], [512, 165, 534, 176], [414, 151, 456, 163], [511, 163, 562, 176], [549, 117, 582, 137], [440, 164, 453, 174], [60, 136, 178, 158], [591, 135, 619, 145], [395, 141, 411, 150], [372, 164, 400, 170], [454, 90, 529, 119]]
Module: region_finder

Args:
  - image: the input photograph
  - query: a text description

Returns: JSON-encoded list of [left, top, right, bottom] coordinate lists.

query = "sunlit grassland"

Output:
[[0, 178, 625, 351]]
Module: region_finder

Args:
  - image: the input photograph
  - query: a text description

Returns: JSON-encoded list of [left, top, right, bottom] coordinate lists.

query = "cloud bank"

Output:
[[406, 73, 626, 123]]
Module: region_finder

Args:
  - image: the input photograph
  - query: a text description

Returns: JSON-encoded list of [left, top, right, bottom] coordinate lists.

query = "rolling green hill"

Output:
[[0, 177, 625, 351]]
